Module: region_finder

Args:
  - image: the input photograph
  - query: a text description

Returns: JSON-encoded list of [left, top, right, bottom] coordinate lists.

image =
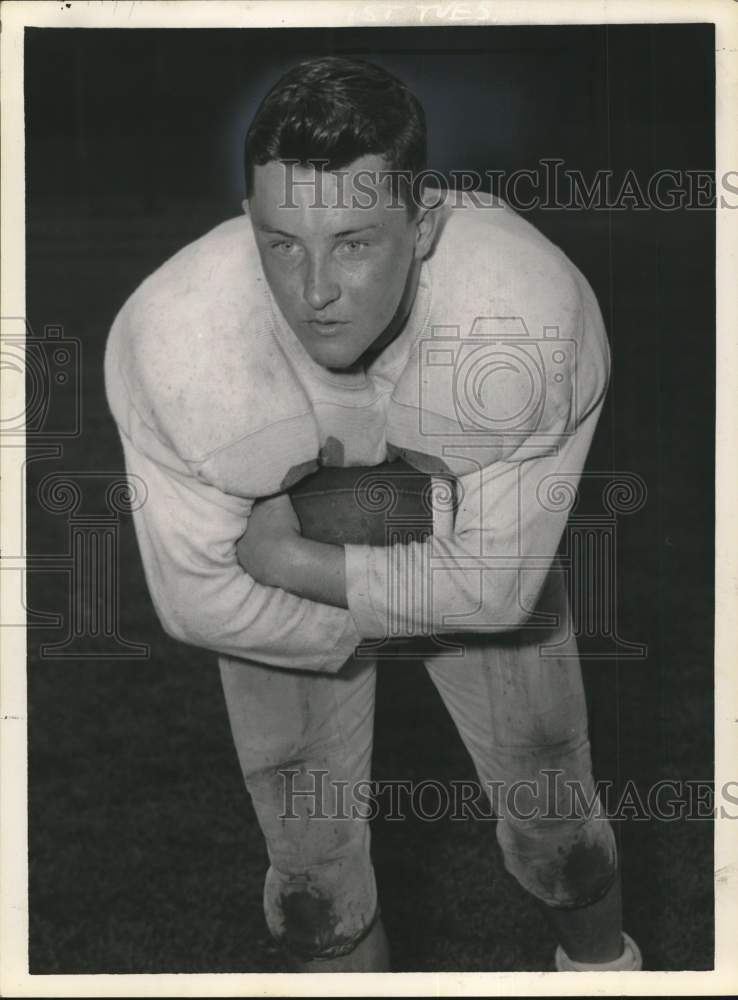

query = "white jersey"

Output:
[[104, 193, 610, 672]]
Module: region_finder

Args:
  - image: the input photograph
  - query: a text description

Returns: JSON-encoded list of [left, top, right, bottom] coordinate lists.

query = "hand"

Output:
[[237, 493, 302, 587]]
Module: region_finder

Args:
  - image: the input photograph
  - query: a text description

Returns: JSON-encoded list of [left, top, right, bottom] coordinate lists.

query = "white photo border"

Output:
[[2, 1, 736, 996]]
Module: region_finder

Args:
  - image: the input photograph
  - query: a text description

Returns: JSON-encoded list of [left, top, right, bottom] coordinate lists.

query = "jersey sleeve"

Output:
[[116, 427, 364, 673], [343, 270, 611, 639]]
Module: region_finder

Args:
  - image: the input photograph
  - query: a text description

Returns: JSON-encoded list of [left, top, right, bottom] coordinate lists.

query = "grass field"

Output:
[[22, 200, 715, 974]]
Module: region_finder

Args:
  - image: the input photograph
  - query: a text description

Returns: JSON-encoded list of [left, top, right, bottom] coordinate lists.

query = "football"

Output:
[[289, 459, 436, 547]]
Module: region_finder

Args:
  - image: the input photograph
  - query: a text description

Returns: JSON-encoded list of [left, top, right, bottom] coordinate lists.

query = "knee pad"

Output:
[[497, 815, 618, 909], [263, 845, 378, 960]]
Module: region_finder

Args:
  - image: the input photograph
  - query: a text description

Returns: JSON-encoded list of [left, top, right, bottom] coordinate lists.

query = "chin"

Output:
[[310, 342, 365, 371]]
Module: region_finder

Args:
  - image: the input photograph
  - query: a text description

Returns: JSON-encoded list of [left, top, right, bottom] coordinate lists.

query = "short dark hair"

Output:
[[244, 56, 427, 212]]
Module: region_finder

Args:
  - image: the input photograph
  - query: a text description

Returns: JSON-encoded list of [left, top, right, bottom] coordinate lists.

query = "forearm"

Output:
[[270, 536, 349, 608], [343, 532, 531, 638]]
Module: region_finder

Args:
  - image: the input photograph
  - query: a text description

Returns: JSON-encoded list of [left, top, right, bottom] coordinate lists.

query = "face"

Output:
[[248, 155, 438, 370]]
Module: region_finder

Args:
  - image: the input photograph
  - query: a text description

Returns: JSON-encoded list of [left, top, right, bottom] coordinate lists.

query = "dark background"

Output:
[[25, 25, 714, 972]]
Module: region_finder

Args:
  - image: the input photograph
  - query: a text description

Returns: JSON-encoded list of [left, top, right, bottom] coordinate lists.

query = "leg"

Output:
[[547, 869, 622, 962], [219, 653, 389, 971], [425, 564, 634, 968], [286, 915, 390, 973]]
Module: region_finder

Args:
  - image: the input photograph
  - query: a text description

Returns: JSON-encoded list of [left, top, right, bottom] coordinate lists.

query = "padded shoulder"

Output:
[[387, 195, 610, 474], [109, 216, 320, 495], [116, 218, 309, 435]]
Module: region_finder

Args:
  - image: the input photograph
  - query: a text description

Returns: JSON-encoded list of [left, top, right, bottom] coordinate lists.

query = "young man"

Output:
[[104, 56, 642, 972]]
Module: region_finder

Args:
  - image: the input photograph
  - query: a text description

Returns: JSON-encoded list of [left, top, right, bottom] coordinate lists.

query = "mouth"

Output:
[[306, 319, 349, 336]]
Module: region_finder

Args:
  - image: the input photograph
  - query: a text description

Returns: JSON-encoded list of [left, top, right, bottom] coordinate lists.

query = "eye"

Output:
[[271, 240, 300, 256], [340, 239, 369, 254]]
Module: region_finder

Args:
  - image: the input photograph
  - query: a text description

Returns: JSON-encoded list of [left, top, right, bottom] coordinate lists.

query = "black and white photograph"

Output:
[[1, 0, 736, 994]]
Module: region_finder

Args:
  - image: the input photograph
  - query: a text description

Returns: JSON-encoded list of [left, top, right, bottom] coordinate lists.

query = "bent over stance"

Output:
[[105, 56, 642, 972]]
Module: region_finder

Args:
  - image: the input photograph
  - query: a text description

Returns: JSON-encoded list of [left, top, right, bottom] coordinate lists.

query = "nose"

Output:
[[303, 254, 341, 312]]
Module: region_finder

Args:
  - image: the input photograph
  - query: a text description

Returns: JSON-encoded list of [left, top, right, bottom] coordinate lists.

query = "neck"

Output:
[[358, 260, 423, 368]]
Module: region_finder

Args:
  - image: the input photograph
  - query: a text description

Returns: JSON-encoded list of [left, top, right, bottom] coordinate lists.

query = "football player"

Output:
[[105, 56, 642, 973]]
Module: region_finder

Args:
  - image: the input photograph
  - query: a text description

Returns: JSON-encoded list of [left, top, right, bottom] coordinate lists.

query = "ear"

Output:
[[412, 206, 442, 260], [241, 198, 250, 216]]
